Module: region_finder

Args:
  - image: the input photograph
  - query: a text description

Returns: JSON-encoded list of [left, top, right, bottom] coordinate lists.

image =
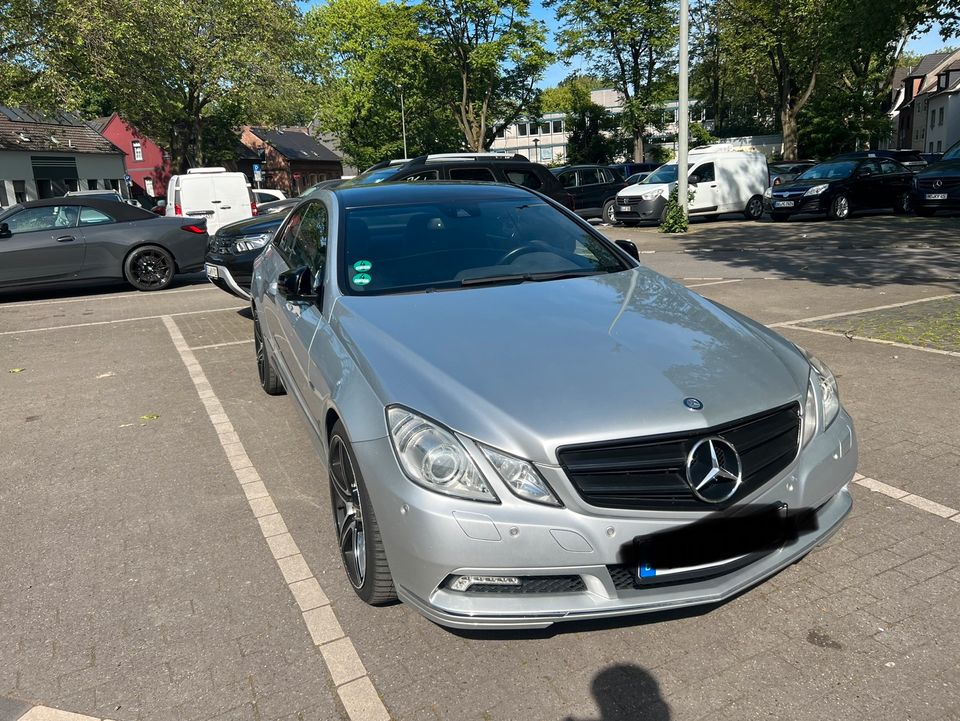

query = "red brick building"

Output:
[[89, 114, 172, 200], [239, 126, 343, 195]]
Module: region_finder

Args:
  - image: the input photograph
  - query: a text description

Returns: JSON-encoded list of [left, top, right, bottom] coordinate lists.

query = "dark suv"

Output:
[[551, 165, 627, 223], [347, 153, 573, 208], [910, 139, 960, 216]]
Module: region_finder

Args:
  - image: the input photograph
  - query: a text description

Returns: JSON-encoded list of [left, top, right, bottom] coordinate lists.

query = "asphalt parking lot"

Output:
[[2, 213, 960, 721]]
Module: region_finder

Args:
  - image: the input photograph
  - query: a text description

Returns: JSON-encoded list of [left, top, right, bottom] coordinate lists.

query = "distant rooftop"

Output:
[[250, 127, 341, 163], [0, 106, 121, 154]]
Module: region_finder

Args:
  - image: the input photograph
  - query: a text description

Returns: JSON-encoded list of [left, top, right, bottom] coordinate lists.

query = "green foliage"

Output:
[[547, 0, 678, 161], [418, 0, 551, 150], [564, 82, 629, 164], [658, 186, 689, 233]]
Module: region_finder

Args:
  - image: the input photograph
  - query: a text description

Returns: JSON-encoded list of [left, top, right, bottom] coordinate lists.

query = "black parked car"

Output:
[[204, 212, 289, 299], [0, 197, 208, 292], [765, 157, 913, 221], [345, 153, 574, 209], [833, 149, 927, 173], [551, 165, 627, 223], [910, 139, 960, 216]]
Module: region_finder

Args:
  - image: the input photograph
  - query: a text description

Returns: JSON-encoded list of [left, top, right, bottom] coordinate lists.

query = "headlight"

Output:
[[763, 187, 772, 198], [804, 184, 829, 196], [232, 233, 272, 253], [797, 348, 840, 446], [641, 189, 663, 201], [479, 445, 560, 506], [387, 407, 497, 502]]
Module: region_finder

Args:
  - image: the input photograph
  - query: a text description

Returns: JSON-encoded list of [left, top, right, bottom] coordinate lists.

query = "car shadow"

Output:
[[0, 273, 209, 303], [562, 664, 671, 721]]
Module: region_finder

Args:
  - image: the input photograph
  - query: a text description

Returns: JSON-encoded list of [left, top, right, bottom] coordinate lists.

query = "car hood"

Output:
[[332, 268, 809, 464], [916, 159, 960, 178], [772, 179, 836, 193], [617, 182, 671, 199]]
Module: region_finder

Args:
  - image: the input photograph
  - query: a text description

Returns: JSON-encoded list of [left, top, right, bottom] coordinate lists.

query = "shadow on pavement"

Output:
[[562, 664, 671, 721], [0, 272, 209, 304]]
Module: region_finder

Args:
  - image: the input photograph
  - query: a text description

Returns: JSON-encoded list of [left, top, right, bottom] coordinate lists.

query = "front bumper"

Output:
[[764, 195, 826, 216], [910, 190, 960, 211], [615, 195, 666, 222], [353, 409, 858, 629], [204, 251, 257, 300]]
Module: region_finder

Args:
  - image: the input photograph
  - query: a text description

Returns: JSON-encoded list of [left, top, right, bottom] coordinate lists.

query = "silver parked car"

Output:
[[251, 182, 857, 630]]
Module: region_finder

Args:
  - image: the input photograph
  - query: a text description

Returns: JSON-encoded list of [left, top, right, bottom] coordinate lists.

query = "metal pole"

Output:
[[400, 90, 408, 159], [677, 0, 689, 220]]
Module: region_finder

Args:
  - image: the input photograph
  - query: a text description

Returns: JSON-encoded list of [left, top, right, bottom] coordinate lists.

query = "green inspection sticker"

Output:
[[353, 259, 372, 272], [352, 272, 372, 286]]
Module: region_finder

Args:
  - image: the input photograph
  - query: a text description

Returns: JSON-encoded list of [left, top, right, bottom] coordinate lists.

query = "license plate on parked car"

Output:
[[205, 264, 219, 279], [774, 200, 795, 208], [619, 205, 631, 212], [926, 193, 948, 200]]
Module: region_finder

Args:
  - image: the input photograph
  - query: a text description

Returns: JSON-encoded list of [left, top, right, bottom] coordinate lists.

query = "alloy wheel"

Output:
[[330, 435, 366, 589], [130, 249, 172, 288], [833, 195, 849, 219], [747, 196, 763, 219], [254, 316, 266, 385]]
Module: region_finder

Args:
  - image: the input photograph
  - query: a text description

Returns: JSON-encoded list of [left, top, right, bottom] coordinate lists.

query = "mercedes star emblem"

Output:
[[683, 397, 704, 411], [934, 179, 943, 189], [685, 436, 743, 503]]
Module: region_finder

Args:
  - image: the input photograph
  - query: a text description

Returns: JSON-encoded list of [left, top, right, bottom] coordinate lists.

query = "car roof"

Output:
[[332, 180, 538, 209], [552, 165, 612, 171], [6, 196, 156, 221]]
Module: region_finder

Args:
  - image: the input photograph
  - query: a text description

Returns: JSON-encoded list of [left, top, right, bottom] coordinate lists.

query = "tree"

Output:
[[563, 81, 629, 163], [304, 0, 461, 168], [548, 0, 678, 161], [418, 0, 551, 151]]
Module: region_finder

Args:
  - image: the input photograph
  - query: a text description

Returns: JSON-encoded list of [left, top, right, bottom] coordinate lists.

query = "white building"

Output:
[[923, 59, 960, 154]]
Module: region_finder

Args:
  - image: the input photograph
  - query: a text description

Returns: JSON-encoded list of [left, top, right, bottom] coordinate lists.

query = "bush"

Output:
[[659, 187, 689, 233]]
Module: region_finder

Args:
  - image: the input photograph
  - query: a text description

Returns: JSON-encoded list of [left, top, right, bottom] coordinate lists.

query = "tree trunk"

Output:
[[781, 108, 799, 160], [633, 128, 644, 162]]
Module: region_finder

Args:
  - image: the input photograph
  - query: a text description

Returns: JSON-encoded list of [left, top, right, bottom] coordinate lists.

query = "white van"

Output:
[[614, 149, 768, 225], [165, 167, 255, 235]]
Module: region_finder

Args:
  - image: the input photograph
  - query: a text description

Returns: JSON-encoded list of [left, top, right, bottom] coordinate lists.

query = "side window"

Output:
[[879, 159, 901, 175], [692, 163, 715, 183], [578, 169, 603, 186], [860, 160, 882, 176], [448, 167, 496, 181], [79, 207, 115, 226], [504, 169, 543, 190], [4, 206, 79, 234], [275, 206, 306, 257], [289, 202, 328, 273], [401, 170, 440, 181], [557, 171, 577, 188]]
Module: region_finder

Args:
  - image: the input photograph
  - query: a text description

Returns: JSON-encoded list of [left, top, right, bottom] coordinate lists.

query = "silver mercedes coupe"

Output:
[[250, 182, 857, 630]]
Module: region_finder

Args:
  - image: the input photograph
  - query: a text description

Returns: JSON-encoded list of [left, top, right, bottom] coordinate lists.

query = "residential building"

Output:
[[894, 50, 960, 150], [924, 59, 960, 153], [88, 113, 172, 200], [0, 106, 126, 208], [239, 126, 343, 195]]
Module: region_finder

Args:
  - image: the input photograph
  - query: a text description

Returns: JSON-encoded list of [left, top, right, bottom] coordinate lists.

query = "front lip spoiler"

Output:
[[206, 263, 251, 300], [395, 488, 852, 630]]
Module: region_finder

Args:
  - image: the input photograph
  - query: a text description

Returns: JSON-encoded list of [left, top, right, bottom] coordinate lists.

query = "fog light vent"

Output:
[[448, 575, 520, 592]]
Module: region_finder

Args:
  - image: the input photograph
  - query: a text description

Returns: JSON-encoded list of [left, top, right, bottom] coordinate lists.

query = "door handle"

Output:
[[56, 235, 75, 242], [211, 200, 222, 204], [709, 184, 718, 188], [220, 205, 232, 210]]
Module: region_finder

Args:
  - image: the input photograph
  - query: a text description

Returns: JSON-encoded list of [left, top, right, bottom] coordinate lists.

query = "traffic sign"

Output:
[[252, 163, 262, 173]]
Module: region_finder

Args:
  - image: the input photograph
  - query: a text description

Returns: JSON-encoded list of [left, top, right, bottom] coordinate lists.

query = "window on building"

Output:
[[528, 123, 538, 135], [939, 107, 944, 126], [938, 140, 942, 151], [88, 179, 98, 190], [931, 111, 936, 129], [108, 179, 119, 191], [132, 140, 143, 161], [553, 120, 563, 134], [517, 123, 527, 136], [541, 123, 550, 135], [65, 179, 79, 192], [496, 127, 505, 138], [930, 142, 935, 152], [0, 182, 7, 207], [144, 178, 155, 196], [13, 180, 26, 203]]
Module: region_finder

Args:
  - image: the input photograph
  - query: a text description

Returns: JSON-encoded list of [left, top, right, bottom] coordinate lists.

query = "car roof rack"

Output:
[[406, 152, 527, 164]]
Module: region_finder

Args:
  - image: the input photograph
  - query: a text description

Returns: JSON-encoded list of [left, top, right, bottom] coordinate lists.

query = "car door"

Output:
[[0, 205, 84, 286], [879, 159, 910, 205], [276, 201, 330, 409], [851, 160, 883, 209], [73, 205, 123, 279], [574, 168, 606, 216], [689, 162, 719, 213]]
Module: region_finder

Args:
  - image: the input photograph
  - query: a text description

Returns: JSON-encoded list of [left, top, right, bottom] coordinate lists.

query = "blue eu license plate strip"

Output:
[[639, 563, 657, 578]]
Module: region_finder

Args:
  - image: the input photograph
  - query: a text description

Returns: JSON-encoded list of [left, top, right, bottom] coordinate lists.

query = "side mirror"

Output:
[[689, 175, 700, 185], [0, 223, 11, 239], [277, 266, 314, 301], [615, 239, 640, 261]]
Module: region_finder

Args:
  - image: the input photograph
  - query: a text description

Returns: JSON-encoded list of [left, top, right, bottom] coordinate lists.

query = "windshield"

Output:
[[343, 166, 404, 187], [643, 165, 678, 184], [797, 161, 857, 181], [943, 140, 960, 161], [340, 198, 628, 295]]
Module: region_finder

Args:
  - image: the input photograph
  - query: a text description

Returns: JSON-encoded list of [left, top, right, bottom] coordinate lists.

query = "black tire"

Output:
[[123, 245, 175, 291], [253, 306, 285, 395], [893, 191, 911, 215], [915, 206, 936, 217], [743, 194, 764, 220], [827, 193, 851, 220], [659, 203, 669, 224], [601, 199, 617, 224], [328, 421, 395, 605], [701, 214, 720, 222], [620, 220, 639, 227], [771, 212, 790, 222]]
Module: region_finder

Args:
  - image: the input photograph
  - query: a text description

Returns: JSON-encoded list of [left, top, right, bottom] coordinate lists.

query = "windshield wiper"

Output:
[[459, 269, 603, 287]]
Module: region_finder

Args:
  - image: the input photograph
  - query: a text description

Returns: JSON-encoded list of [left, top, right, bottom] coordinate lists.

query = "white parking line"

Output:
[[0, 306, 245, 336], [783, 325, 960, 359], [0, 285, 217, 310], [188, 339, 254, 351], [770, 293, 958, 328], [854, 474, 960, 522], [685, 279, 744, 288], [161, 315, 390, 721]]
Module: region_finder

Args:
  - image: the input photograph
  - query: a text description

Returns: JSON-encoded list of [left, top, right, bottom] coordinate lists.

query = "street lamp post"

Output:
[[677, 0, 689, 220], [399, 87, 408, 159], [532, 137, 540, 162]]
